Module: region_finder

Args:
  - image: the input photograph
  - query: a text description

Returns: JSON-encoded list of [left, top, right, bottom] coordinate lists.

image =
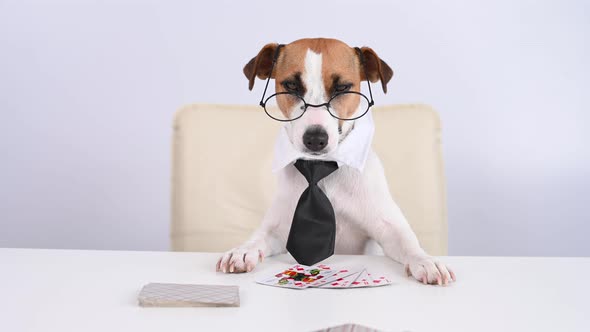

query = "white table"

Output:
[[1, 248, 588, 332]]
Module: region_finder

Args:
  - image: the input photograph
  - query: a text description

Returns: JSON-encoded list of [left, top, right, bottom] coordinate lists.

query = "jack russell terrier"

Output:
[[216, 38, 456, 285]]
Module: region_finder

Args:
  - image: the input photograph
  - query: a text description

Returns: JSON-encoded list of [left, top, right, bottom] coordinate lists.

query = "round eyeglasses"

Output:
[[257, 44, 376, 122], [261, 91, 372, 122]]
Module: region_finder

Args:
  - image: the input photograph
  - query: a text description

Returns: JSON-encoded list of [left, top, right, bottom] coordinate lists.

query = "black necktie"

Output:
[[286, 159, 339, 266]]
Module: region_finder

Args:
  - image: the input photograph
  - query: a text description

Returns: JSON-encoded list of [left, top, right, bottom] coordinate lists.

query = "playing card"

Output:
[[349, 269, 392, 288], [349, 269, 370, 287], [256, 265, 393, 290], [309, 267, 360, 287], [255, 264, 335, 289], [319, 270, 363, 288], [366, 271, 393, 287]]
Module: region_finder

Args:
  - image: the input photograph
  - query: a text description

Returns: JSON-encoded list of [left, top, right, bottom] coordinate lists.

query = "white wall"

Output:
[[1, 0, 588, 255]]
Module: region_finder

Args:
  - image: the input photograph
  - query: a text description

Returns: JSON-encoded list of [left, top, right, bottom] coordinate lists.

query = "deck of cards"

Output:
[[138, 283, 240, 307], [255, 264, 393, 289]]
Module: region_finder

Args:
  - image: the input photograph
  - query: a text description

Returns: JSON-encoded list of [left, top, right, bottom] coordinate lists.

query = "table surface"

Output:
[[1, 248, 588, 332]]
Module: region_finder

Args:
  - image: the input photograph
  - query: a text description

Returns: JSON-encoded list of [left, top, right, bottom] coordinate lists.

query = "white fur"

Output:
[[286, 50, 340, 153], [217, 48, 455, 286]]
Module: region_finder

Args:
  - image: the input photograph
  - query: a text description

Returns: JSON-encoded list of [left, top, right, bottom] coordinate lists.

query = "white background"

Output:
[[1, 0, 588, 256]]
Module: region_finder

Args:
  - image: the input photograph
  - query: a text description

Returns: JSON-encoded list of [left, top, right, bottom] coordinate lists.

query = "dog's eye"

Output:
[[283, 81, 300, 92], [334, 84, 352, 93]]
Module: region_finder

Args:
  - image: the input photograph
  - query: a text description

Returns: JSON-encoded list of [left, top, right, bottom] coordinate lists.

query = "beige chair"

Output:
[[171, 104, 448, 256]]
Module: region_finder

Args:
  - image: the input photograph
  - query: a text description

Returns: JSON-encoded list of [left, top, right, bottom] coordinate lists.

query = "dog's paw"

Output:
[[405, 255, 456, 286], [216, 246, 264, 274]]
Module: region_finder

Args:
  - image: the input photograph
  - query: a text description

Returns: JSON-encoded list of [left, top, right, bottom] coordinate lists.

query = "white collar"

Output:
[[271, 110, 375, 173]]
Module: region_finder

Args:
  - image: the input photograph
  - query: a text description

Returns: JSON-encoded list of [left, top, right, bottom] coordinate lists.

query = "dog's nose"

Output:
[[302, 126, 329, 152]]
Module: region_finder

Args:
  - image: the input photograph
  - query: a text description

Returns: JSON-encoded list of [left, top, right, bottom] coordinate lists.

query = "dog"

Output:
[[216, 38, 455, 285]]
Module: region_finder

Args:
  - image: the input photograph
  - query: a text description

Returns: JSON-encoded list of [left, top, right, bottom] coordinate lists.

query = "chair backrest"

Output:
[[171, 104, 448, 255]]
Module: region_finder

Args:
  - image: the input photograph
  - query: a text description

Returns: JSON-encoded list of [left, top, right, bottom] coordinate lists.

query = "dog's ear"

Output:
[[357, 47, 394, 93], [243, 43, 279, 90]]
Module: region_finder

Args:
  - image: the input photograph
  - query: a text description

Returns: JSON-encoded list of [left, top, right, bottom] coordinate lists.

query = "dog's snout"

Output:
[[302, 126, 329, 152]]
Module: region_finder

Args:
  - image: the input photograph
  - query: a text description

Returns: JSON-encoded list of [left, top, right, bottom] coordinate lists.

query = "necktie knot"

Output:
[[294, 159, 339, 185]]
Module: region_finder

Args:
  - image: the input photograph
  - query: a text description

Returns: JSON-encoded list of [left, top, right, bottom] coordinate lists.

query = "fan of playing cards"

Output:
[[256, 264, 393, 289]]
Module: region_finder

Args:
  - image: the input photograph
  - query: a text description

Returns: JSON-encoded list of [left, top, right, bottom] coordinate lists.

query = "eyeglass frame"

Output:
[[258, 44, 375, 122]]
